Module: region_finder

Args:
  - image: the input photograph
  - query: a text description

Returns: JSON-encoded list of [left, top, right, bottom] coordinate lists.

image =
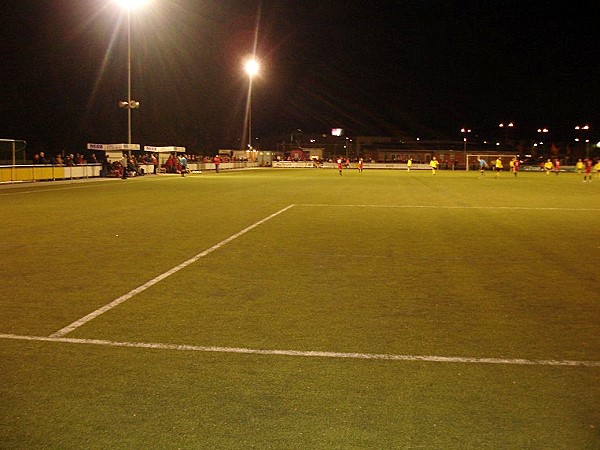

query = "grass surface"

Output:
[[0, 168, 599, 448]]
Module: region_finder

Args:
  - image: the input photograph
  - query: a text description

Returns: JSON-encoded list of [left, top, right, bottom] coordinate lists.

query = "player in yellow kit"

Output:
[[429, 157, 439, 175], [494, 157, 503, 178]]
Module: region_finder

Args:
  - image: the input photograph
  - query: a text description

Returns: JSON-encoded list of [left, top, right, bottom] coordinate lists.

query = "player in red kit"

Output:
[[510, 157, 520, 177], [583, 158, 593, 182]]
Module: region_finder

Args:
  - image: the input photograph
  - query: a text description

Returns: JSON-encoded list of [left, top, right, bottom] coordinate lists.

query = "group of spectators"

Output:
[[163, 154, 187, 174], [29, 151, 228, 177], [32, 152, 99, 166], [109, 154, 158, 178], [115, 153, 222, 177]]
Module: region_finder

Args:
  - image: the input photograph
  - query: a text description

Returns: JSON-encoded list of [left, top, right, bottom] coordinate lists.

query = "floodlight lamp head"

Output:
[[244, 59, 260, 78], [114, 0, 150, 9]]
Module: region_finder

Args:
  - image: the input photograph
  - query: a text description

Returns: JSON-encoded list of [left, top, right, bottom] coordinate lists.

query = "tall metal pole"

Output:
[[127, 8, 132, 155], [243, 59, 259, 152], [461, 128, 471, 171], [248, 79, 252, 150], [463, 137, 467, 170]]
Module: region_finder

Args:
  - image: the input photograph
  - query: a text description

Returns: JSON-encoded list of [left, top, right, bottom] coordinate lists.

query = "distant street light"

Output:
[[498, 121, 514, 146], [461, 127, 471, 170], [536, 127, 549, 149], [244, 59, 260, 152], [575, 124, 591, 158], [115, 0, 148, 153]]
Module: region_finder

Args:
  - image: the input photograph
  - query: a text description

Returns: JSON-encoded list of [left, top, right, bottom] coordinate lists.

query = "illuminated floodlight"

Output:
[[243, 58, 260, 152], [244, 59, 260, 78], [114, 0, 149, 149], [114, 0, 149, 9]]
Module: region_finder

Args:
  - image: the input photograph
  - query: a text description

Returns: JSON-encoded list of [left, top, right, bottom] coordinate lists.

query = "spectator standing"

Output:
[[165, 155, 174, 173], [121, 153, 128, 179], [180, 154, 188, 177], [214, 155, 221, 173]]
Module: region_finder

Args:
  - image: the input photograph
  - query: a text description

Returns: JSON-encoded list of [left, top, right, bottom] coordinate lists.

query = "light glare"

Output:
[[114, 0, 149, 9], [245, 59, 260, 77]]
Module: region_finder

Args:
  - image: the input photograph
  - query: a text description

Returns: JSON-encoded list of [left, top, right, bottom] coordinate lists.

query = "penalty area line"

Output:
[[1, 333, 599, 368], [49, 204, 296, 339]]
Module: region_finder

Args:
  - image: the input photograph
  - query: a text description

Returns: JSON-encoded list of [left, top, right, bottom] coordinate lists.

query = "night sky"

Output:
[[0, 0, 598, 154]]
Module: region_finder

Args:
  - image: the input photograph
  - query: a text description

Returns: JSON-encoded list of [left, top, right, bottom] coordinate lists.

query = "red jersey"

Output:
[[585, 159, 592, 174]]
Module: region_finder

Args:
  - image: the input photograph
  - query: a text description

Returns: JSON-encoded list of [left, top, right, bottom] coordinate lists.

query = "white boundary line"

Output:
[[0, 182, 118, 196], [2, 333, 599, 368], [4, 201, 599, 368], [49, 204, 296, 338], [300, 204, 600, 211]]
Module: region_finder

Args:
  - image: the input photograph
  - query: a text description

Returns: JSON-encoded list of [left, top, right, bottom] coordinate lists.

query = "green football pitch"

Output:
[[1, 168, 598, 448]]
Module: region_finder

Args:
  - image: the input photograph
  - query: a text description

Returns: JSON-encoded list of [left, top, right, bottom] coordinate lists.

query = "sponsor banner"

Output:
[[272, 161, 316, 168], [144, 146, 186, 153], [87, 143, 141, 151]]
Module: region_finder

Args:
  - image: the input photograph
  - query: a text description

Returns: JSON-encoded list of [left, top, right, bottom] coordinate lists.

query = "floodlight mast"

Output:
[[461, 128, 472, 170], [244, 59, 260, 151], [115, 0, 147, 155]]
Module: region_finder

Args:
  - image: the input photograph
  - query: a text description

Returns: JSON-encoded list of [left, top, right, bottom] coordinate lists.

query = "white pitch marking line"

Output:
[[300, 204, 600, 211], [1, 333, 599, 368], [49, 204, 296, 338], [0, 183, 117, 196]]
